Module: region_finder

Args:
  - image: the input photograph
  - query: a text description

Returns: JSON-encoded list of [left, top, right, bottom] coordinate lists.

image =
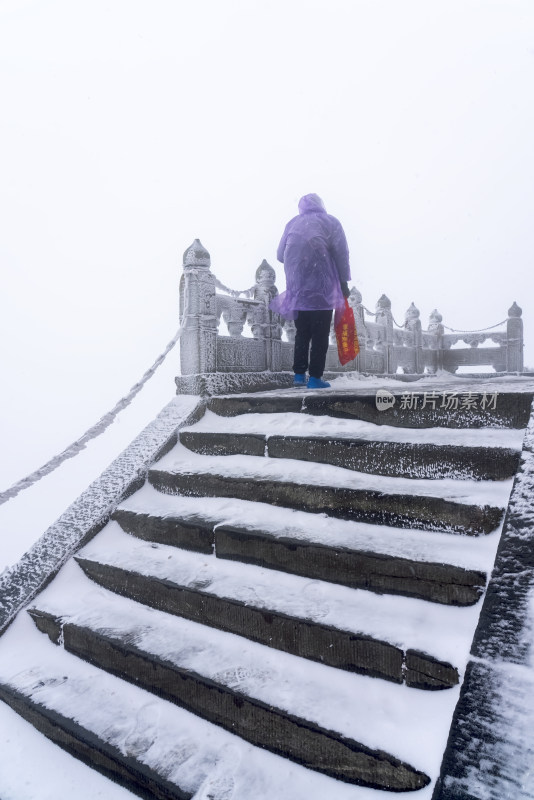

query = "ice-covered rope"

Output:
[[442, 319, 508, 334], [362, 305, 405, 329], [364, 304, 508, 335], [362, 305, 376, 317], [0, 325, 184, 507], [0, 269, 258, 506], [212, 276, 256, 298]]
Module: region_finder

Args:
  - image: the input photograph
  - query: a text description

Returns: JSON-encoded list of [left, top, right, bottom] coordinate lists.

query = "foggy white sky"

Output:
[[1, 0, 534, 555]]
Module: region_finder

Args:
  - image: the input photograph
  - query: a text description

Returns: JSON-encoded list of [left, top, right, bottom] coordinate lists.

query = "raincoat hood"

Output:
[[298, 193, 326, 214], [270, 195, 351, 320]]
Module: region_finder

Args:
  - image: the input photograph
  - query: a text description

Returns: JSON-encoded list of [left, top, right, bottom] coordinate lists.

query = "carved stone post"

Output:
[[348, 287, 365, 372], [427, 309, 444, 373], [405, 302, 423, 374], [507, 301, 523, 372], [179, 239, 217, 376], [375, 294, 394, 373], [253, 260, 281, 371]]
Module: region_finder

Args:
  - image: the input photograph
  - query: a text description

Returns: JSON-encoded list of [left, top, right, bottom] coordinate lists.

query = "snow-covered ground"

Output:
[[185, 407, 526, 447], [120, 484, 502, 571], [0, 371, 533, 799], [3, 368, 531, 575]]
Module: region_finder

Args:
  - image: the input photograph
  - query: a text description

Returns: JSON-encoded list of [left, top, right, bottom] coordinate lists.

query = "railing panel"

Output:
[[178, 240, 524, 389], [217, 337, 267, 373]]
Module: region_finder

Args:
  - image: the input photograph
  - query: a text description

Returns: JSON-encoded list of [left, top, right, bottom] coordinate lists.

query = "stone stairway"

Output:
[[0, 389, 527, 799]]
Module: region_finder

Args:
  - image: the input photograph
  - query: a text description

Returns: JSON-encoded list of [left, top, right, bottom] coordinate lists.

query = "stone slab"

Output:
[[303, 392, 532, 429], [0, 682, 192, 800], [208, 394, 303, 416], [207, 391, 532, 428], [404, 650, 459, 691], [73, 557, 405, 683], [112, 508, 214, 554], [180, 430, 266, 458], [269, 436, 519, 481], [179, 431, 520, 481], [58, 621, 430, 791], [213, 526, 486, 607], [148, 470, 503, 536]]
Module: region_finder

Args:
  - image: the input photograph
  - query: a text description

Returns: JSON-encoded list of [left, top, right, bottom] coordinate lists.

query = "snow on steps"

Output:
[[12, 565, 436, 791], [65, 524, 460, 688], [0, 612, 444, 800], [179, 410, 523, 481], [149, 443, 510, 535], [112, 489, 487, 606], [24, 568, 432, 792], [0, 386, 526, 799], [206, 389, 532, 429], [1, 614, 391, 800]]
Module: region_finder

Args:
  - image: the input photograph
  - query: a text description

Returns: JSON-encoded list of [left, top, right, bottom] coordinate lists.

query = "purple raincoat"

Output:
[[270, 194, 351, 321]]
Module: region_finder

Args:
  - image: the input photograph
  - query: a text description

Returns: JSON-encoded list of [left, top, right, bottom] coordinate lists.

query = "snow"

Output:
[[154, 441, 514, 508], [256, 371, 534, 396], [79, 522, 486, 665], [0, 613, 435, 800], [0, 699, 135, 800], [10, 560, 454, 779], [0, 375, 531, 799], [183, 409, 526, 449], [119, 483, 503, 572]]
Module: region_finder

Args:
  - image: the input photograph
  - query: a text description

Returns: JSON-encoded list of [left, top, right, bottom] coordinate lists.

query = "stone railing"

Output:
[[176, 240, 524, 395]]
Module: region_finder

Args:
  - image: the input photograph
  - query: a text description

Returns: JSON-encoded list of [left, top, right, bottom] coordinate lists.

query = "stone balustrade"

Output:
[[176, 240, 524, 395]]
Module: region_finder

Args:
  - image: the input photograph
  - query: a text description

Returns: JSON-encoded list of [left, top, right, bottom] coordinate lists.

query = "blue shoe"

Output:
[[293, 373, 306, 387], [307, 376, 331, 389]]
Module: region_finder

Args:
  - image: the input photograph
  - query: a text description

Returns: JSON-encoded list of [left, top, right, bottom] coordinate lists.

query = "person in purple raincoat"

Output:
[[270, 194, 351, 388]]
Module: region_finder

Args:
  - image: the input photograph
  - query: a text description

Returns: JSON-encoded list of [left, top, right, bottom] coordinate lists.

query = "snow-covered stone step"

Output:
[[181, 411, 524, 482], [23, 577, 435, 791], [207, 390, 532, 429], [114, 487, 493, 605], [69, 523, 459, 688], [180, 429, 520, 481], [2, 616, 413, 800], [184, 410, 526, 449], [149, 444, 509, 535]]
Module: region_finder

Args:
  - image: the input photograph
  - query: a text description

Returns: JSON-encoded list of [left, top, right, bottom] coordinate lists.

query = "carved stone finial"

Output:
[[183, 239, 211, 269], [349, 286, 362, 304], [508, 301, 522, 318], [429, 309, 442, 324], [376, 294, 391, 311], [405, 302, 420, 321], [255, 259, 276, 284]]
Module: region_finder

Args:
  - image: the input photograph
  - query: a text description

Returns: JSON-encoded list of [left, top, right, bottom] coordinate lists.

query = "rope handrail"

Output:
[[0, 325, 184, 507], [362, 306, 405, 330], [212, 276, 256, 298], [442, 319, 508, 334], [0, 271, 260, 508], [362, 305, 376, 317], [362, 304, 508, 336]]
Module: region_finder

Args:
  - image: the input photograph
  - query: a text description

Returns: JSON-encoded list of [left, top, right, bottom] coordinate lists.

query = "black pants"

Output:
[[293, 309, 333, 379]]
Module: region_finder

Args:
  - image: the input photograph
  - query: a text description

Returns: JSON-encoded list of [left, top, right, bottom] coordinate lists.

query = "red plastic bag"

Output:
[[334, 299, 360, 365]]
